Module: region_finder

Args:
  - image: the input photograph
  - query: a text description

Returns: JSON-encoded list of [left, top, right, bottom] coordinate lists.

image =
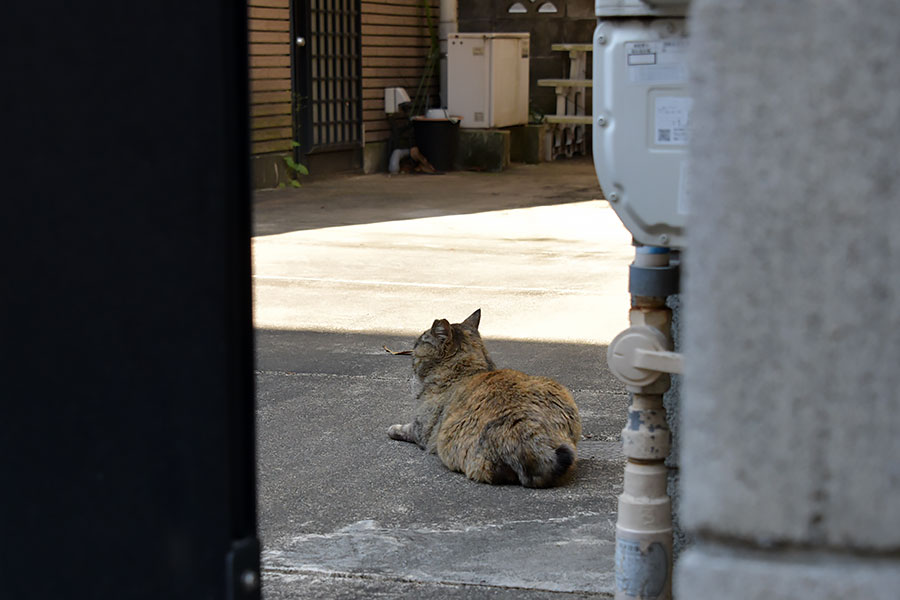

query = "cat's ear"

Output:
[[462, 309, 481, 331], [431, 319, 453, 342]]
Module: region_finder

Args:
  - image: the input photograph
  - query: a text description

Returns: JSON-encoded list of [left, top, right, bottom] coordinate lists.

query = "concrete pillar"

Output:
[[677, 1, 900, 597]]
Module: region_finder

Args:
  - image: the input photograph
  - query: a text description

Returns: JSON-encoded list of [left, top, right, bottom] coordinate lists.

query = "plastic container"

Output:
[[411, 116, 460, 172]]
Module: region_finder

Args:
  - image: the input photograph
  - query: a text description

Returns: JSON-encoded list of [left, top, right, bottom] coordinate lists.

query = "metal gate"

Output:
[[293, 0, 362, 153]]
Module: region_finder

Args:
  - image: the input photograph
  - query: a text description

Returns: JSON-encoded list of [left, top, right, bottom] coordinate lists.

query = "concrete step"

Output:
[[263, 571, 612, 600], [262, 505, 619, 598]]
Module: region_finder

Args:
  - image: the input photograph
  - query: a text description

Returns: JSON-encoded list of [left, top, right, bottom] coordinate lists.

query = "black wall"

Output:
[[2, 2, 258, 599]]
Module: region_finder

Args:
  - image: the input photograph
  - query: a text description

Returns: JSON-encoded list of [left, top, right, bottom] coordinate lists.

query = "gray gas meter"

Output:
[[593, 0, 691, 249]]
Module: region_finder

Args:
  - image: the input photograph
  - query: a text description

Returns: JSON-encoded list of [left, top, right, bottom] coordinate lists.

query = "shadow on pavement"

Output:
[[255, 327, 627, 598]]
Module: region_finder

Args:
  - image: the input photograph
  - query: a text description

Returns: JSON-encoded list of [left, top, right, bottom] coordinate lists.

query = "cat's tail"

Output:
[[552, 443, 576, 478], [513, 439, 577, 488]]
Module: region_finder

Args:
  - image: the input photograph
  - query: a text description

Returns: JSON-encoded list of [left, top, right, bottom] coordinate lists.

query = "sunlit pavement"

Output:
[[253, 157, 633, 598]]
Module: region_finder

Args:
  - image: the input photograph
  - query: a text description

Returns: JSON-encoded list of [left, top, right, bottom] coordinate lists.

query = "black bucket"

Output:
[[411, 117, 460, 172]]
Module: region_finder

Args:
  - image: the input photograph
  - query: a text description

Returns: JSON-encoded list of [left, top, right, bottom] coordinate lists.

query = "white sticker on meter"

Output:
[[654, 96, 692, 146], [626, 40, 688, 84]]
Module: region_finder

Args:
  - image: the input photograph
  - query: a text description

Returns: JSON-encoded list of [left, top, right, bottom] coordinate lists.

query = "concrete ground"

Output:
[[253, 157, 634, 598]]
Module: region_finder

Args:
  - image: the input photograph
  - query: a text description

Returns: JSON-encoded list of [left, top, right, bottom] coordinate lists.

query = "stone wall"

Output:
[[678, 0, 900, 597]]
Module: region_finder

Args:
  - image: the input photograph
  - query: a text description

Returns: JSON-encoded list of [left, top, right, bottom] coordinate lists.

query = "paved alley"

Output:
[[253, 158, 634, 598]]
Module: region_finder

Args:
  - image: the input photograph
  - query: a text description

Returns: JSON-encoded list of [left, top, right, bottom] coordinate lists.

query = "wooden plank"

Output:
[[249, 43, 290, 56], [362, 98, 385, 110], [544, 115, 593, 124], [362, 0, 436, 5], [362, 55, 427, 67], [537, 78, 593, 87], [362, 37, 432, 48], [364, 116, 391, 128], [362, 66, 425, 78], [363, 77, 432, 90], [252, 139, 293, 154], [363, 87, 389, 100], [248, 18, 290, 32], [362, 24, 428, 37], [362, 0, 438, 7], [251, 90, 291, 104], [363, 108, 391, 121], [364, 121, 390, 131], [364, 130, 390, 142], [363, 116, 390, 127], [362, 0, 435, 8], [249, 0, 289, 8], [251, 114, 293, 129], [361, 13, 424, 27], [249, 31, 290, 44], [363, 128, 390, 140], [363, 119, 391, 129], [250, 55, 291, 68], [248, 7, 289, 20], [362, 43, 431, 56], [363, 121, 390, 133], [361, 2, 426, 17], [250, 67, 291, 80], [250, 78, 291, 92], [551, 43, 593, 52], [251, 102, 292, 117], [252, 126, 294, 142]]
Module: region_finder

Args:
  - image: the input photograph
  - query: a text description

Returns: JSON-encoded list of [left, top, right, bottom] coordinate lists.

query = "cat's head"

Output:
[[412, 309, 496, 377]]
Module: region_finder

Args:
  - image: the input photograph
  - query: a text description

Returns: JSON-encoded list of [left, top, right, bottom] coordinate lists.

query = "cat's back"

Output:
[[462, 368, 573, 407], [447, 368, 580, 429]]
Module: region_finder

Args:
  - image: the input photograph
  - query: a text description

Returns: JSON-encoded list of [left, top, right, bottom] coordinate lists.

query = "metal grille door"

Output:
[[295, 0, 362, 152]]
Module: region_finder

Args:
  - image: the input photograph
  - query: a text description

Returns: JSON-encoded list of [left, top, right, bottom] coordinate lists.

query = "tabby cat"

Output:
[[388, 309, 581, 487]]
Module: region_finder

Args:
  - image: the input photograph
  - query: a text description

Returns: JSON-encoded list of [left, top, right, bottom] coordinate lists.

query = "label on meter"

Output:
[[654, 96, 692, 145], [625, 40, 688, 84]]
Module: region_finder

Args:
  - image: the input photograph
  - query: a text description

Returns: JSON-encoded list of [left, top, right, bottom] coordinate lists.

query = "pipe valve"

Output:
[[608, 325, 683, 388]]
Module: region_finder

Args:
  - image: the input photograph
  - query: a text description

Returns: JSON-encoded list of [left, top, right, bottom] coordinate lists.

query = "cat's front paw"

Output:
[[388, 423, 412, 442]]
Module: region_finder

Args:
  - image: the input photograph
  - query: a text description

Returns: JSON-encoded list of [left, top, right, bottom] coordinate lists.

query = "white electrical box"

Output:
[[447, 33, 530, 129], [384, 87, 411, 113], [593, 14, 691, 248]]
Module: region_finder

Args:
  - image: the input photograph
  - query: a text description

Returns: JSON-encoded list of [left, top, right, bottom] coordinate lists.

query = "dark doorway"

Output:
[[292, 0, 364, 173]]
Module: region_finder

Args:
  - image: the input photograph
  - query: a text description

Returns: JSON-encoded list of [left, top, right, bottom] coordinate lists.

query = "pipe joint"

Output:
[[629, 262, 679, 297]]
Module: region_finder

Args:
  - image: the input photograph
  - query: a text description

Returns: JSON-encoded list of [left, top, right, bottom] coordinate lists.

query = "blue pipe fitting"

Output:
[[629, 263, 680, 297]]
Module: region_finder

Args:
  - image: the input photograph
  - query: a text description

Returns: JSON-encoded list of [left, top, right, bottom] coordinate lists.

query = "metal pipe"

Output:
[[388, 148, 410, 174], [614, 246, 675, 600]]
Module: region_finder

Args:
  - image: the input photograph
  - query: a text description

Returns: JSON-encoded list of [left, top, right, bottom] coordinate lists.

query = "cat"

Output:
[[387, 309, 581, 488]]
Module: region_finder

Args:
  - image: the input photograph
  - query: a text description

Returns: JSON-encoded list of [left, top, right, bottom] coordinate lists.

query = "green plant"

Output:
[[410, 0, 440, 117], [281, 141, 309, 188]]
